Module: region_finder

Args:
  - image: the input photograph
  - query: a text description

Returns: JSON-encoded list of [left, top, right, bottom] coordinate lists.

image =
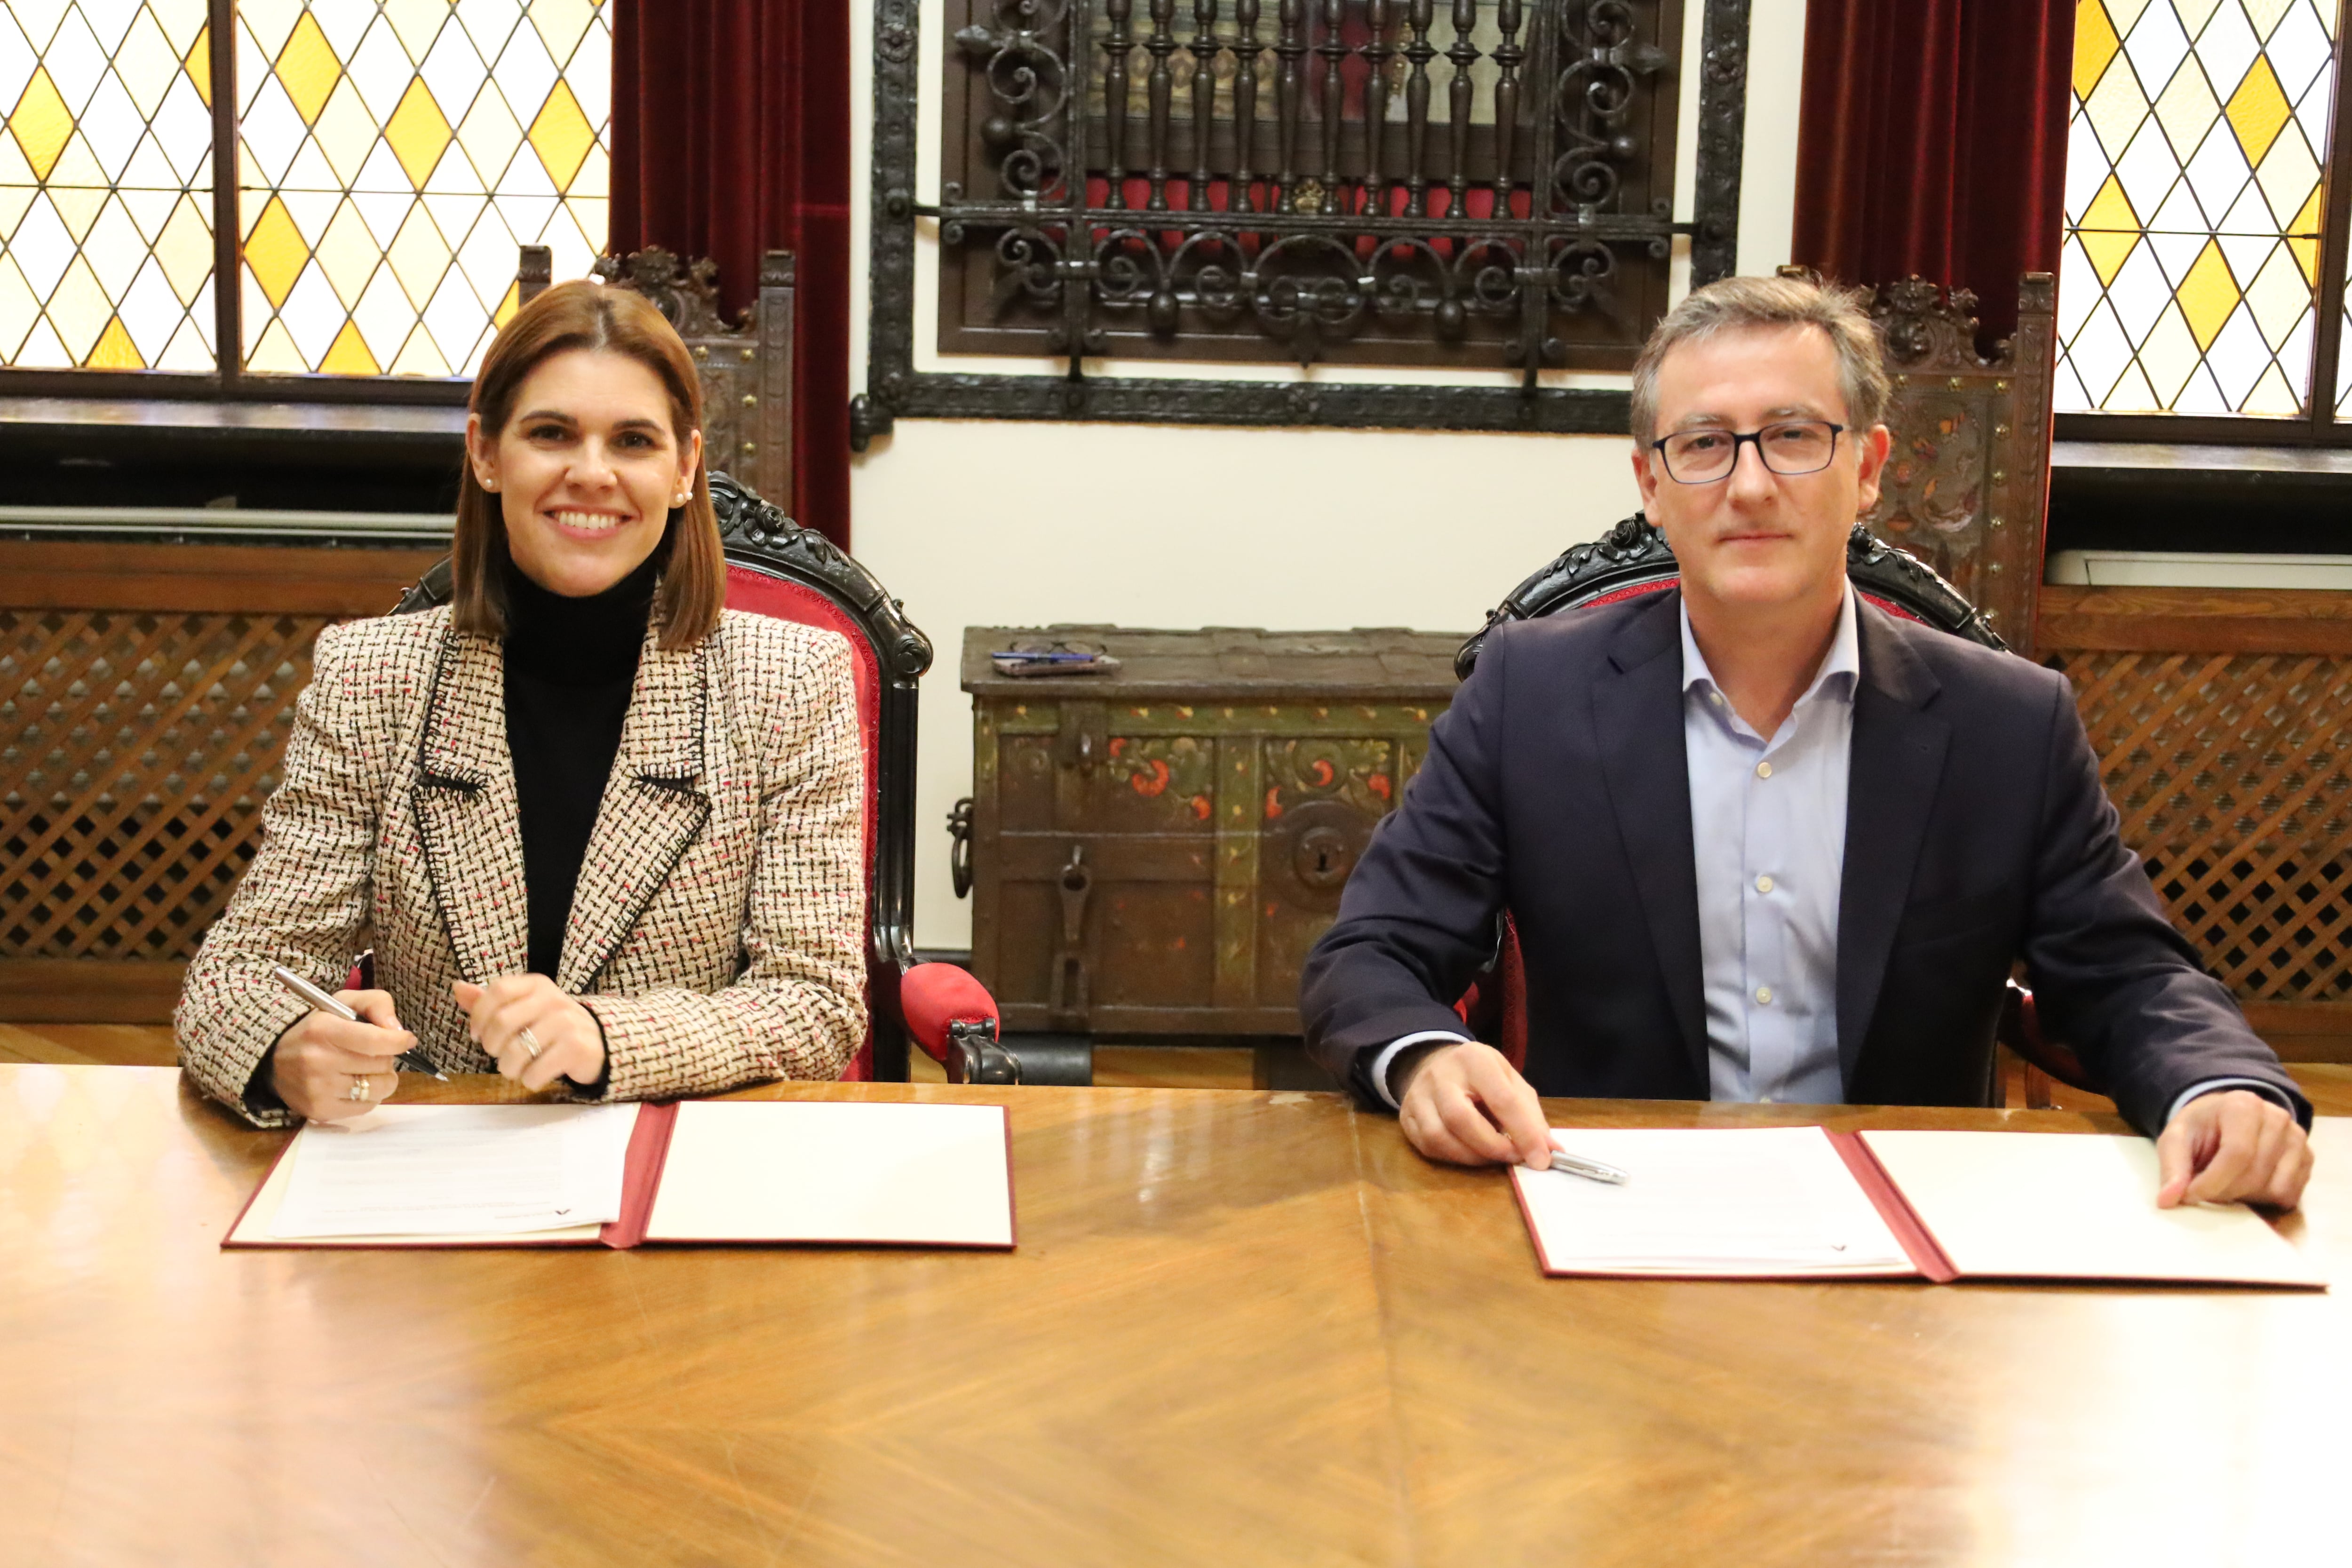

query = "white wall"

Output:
[[847, 0, 1811, 950]]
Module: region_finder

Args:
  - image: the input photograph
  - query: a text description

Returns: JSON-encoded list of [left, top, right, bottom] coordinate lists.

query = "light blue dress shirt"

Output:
[[1680, 584, 1858, 1105], [1370, 587, 2283, 1124]]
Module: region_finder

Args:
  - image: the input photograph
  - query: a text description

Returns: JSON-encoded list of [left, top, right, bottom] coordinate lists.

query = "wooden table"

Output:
[[3, 1068, 2348, 1566]]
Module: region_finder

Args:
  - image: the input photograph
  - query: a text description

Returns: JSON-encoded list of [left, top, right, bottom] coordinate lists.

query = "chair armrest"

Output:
[[899, 963, 1090, 1085], [1998, 980, 2098, 1093]]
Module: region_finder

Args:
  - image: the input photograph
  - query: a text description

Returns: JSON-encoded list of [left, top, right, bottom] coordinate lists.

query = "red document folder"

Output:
[[1509, 1126, 2323, 1289], [225, 1100, 1017, 1251]]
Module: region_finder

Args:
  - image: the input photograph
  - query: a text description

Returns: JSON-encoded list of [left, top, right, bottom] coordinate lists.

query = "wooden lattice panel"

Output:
[[2, 609, 327, 963], [2062, 649, 2352, 1004]]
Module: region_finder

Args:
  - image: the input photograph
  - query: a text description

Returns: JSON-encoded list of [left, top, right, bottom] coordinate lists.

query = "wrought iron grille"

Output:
[[858, 0, 1751, 440]]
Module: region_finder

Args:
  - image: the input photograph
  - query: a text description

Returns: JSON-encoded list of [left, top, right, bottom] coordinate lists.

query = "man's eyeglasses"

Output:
[[1649, 420, 1845, 484]]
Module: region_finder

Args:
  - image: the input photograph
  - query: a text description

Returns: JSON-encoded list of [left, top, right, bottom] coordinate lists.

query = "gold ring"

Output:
[[518, 1027, 542, 1061]]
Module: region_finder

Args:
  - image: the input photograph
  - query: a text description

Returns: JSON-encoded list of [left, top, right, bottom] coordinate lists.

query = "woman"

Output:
[[177, 282, 866, 1126]]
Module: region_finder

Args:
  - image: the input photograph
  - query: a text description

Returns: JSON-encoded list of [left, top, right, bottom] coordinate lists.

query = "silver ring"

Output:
[[349, 1075, 368, 1102], [518, 1027, 542, 1061]]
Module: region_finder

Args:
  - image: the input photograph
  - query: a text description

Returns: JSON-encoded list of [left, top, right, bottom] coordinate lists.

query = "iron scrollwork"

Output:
[[858, 0, 1749, 443]]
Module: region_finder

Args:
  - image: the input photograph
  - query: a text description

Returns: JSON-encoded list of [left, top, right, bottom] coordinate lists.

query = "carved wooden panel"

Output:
[[2, 608, 324, 964], [1780, 270, 2055, 650], [2060, 648, 2352, 1008]]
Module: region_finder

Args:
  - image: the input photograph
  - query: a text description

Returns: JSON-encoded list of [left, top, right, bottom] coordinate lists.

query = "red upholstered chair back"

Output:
[[720, 561, 881, 1078], [707, 475, 934, 1081]]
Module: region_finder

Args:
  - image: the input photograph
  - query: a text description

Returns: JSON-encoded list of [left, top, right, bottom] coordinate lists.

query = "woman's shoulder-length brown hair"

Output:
[[450, 279, 725, 651]]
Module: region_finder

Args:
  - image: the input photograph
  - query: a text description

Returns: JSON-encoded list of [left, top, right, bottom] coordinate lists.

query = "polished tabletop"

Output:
[[3, 1067, 2347, 1567]]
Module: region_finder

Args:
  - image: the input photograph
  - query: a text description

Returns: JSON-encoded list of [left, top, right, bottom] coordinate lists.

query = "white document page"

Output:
[[1511, 1126, 1917, 1277], [644, 1101, 1014, 1248], [263, 1103, 642, 1241], [1860, 1130, 2326, 1288]]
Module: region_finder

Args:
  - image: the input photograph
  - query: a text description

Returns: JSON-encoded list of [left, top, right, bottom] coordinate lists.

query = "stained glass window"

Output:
[[0, 1, 216, 370], [236, 0, 609, 376], [0, 0, 607, 380], [2058, 0, 2339, 416]]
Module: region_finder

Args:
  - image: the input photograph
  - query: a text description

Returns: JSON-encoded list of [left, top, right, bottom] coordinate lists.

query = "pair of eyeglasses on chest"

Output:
[[1650, 421, 1846, 483]]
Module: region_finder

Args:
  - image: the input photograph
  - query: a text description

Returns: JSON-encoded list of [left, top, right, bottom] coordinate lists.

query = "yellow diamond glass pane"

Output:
[[234, 2, 612, 376], [2, 1, 215, 371], [319, 317, 379, 374], [244, 194, 308, 307], [276, 12, 343, 126], [383, 78, 452, 188], [185, 23, 211, 109], [2074, 1, 2121, 100], [2061, 0, 2336, 416], [2178, 239, 2241, 350], [2225, 54, 2293, 167], [528, 80, 594, 191], [10, 69, 75, 181], [84, 313, 141, 368]]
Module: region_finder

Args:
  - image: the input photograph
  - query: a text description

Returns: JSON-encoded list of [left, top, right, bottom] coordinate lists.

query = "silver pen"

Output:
[[270, 964, 448, 1080], [1543, 1143, 1630, 1185]]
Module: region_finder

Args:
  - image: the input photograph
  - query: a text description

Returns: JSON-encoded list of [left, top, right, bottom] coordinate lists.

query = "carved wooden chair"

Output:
[[517, 244, 799, 512], [1454, 517, 2096, 1109]]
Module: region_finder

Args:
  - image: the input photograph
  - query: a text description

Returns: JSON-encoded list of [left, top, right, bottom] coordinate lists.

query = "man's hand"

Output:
[[452, 976, 606, 1091], [1394, 1041, 1554, 1168], [270, 988, 413, 1122], [2155, 1088, 2312, 1211]]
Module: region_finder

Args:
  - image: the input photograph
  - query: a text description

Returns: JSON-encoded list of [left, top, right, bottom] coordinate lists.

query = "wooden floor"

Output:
[[18, 1021, 2350, 1113]]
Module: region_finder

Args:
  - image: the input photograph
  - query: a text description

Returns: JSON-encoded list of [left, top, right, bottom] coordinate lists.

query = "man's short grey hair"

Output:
[[1629, 273, 1890, 445]]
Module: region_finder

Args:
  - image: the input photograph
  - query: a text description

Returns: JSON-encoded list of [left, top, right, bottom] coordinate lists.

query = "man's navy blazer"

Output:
[[1300, 588, 2307, 1134]]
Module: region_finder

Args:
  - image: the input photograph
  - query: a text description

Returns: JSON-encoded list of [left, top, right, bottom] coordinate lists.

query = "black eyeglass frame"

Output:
[[1648, 421, 1848, 484]]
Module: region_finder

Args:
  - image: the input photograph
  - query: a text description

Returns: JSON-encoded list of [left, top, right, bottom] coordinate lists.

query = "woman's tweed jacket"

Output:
[[176, 602, 866, 1128]]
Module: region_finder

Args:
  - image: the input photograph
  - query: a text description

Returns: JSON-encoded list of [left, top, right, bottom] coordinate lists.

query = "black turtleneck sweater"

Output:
[[500, 551, 660, 977]]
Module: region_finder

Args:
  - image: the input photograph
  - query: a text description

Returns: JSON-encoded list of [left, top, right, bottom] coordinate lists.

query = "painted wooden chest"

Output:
[[957, 626, 1463, 1038]]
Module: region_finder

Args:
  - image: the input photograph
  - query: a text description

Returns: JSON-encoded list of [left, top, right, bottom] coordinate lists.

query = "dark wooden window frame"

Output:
[[2057, 2, 2352, 450], [853, 0, 1753, 446]]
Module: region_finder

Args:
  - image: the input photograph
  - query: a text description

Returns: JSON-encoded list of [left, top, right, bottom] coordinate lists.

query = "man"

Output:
[[1300, 275, 2312, 1209]]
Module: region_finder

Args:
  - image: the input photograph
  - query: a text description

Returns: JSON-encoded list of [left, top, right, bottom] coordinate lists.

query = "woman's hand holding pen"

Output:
[[271, 988, 415, 1122], [453, 976, 606, 1090]]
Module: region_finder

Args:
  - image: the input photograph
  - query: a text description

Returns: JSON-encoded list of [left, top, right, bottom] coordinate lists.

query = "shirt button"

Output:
[[1755, 985, 1773, 1005], [1709, 691, 1725, 707], [1756, 874, 1774, 893], [1755, 761, 1773, 779]]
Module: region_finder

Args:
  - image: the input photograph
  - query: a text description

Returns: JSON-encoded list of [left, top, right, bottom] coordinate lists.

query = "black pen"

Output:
[[270, 964, 448, 1080]]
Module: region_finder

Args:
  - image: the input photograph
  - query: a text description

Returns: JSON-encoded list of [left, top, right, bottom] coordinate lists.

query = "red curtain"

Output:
[[611, 0, 852, 549], [1790, 0, 2077, 351]]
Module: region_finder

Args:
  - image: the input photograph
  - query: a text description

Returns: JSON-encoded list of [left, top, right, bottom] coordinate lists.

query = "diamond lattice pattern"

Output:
[[2058, 0, 2338, 416], [0, 1, 216, 369], [237, 0, 609, 377]]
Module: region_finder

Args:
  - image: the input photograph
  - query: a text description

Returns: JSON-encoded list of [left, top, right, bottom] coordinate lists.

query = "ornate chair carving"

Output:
[[516, 244, 798, 512], [1453, 516, 2095, 1108]]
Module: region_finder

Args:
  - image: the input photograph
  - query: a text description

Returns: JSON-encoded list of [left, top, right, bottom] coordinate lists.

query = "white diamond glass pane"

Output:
[[0, 0, 212, 370], [236, 0, 610, 376], [2060, 0, 2340, 418]]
